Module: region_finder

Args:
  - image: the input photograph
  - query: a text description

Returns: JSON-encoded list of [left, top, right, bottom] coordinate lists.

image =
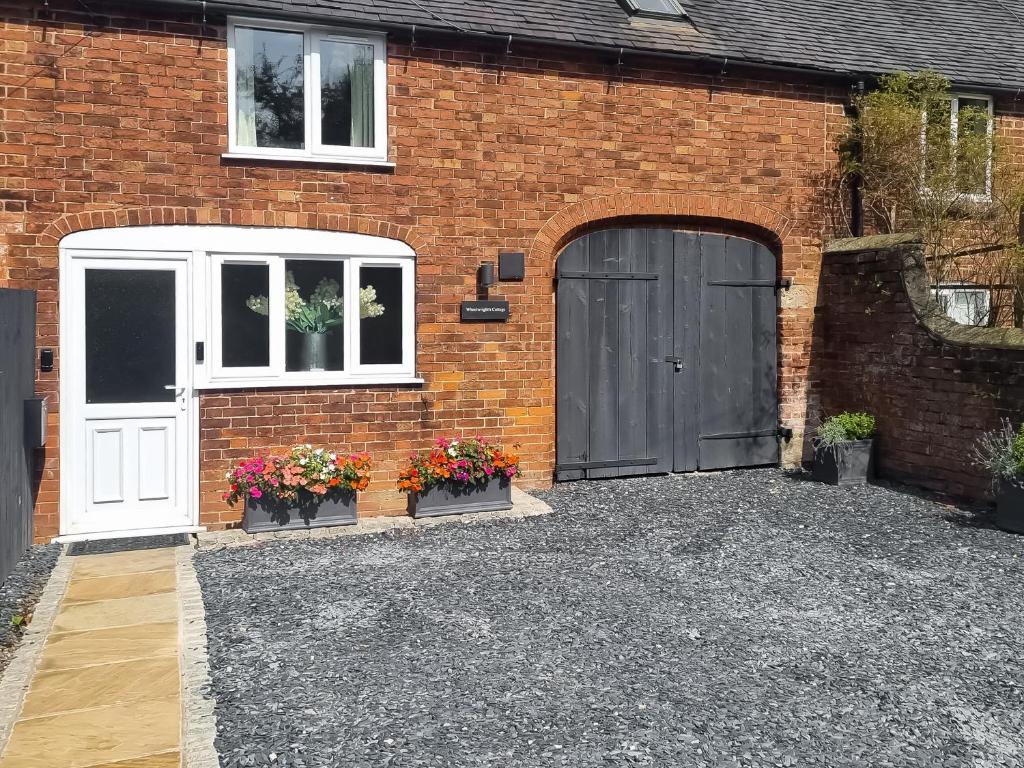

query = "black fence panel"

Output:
[[0, 289, 37, 585]]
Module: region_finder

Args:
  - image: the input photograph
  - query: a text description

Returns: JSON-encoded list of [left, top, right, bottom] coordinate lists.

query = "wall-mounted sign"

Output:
[[460, 300, 510, 322]]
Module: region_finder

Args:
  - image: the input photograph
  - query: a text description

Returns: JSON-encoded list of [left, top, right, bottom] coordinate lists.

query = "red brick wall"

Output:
[[816, 242, 1024, 501], [1, 2, 849, 540]]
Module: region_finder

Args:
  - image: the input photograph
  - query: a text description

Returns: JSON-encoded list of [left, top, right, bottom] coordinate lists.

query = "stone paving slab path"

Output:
[[0, 547, 183, 768]]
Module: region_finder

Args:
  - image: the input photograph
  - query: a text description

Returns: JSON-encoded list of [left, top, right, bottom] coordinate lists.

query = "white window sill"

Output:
[[195, 375, 424, 390], [222, 152, 395, 169]]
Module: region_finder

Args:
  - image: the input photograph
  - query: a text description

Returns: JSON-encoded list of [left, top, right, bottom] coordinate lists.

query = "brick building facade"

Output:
[[1, 1, 1019, 541]]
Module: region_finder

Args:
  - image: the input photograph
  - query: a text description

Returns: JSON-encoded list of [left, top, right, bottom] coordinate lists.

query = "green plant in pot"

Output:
[[972, 419, 1024, 534], [246, 272, 384, 371], [812, 411, 876, 486]]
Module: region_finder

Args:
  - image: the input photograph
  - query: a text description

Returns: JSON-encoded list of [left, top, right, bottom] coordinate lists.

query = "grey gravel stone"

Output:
[[0, 544, 60, 678], [195, 470, 1024, 768]]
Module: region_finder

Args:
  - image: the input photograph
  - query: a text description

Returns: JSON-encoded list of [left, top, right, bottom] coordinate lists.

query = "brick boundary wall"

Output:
[[815, 234, 1024, 501]]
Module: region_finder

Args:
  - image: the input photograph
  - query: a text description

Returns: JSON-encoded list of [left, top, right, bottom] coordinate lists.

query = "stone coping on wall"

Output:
[[824, 233, 1024, 351]]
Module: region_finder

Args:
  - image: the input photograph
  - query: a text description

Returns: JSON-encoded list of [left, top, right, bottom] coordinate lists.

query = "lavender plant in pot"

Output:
[[973, 420, 1024, 534], [812, 412, 876, 486]]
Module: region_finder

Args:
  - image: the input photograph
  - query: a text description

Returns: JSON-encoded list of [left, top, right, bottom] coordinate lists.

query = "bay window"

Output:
[[228, 19, 388, 165], [207, 252, 415, 385]]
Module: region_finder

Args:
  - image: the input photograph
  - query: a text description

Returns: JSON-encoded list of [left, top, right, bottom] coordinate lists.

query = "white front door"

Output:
[[66, 254, 193, 537]]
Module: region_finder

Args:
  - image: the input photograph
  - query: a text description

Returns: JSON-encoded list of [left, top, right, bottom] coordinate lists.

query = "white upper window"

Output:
[[227, 19, 388, 165], [923, 93, 994, 200]]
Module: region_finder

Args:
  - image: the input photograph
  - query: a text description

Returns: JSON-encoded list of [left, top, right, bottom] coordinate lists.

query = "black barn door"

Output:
[[556, 229, 779, 480], [555, 229, 673, 480], [692, 234, 780, 469]]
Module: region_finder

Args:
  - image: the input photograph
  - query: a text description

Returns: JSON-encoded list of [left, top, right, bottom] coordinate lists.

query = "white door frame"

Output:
[[58, 247, 201, 540]]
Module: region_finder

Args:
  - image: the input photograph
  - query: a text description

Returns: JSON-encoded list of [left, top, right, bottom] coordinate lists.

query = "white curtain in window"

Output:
[[350, 51, 374, 148], [234, 26, 258, 147]]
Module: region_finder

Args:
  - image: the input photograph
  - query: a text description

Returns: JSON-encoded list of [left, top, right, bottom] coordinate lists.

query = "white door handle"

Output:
[[165, 384, 187, 411]]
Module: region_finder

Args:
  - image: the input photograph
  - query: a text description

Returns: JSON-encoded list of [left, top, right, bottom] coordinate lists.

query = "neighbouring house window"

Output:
[[228, 19, 387, 164], [923, 94, 993, 199], [211, 253, 413, 383], [933, 284, 991, 327]]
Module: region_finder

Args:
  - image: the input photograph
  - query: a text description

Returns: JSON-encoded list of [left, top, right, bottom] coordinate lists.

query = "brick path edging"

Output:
[[176, 545, 221, 768], [0, 550, 73, 755]]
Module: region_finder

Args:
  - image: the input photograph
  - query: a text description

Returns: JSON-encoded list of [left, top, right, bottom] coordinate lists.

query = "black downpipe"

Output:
[[843, 90, 865, 238]]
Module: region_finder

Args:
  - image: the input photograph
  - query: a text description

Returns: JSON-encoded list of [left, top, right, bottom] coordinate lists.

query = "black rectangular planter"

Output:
[[408, 477, 512, 519], [243, 491, 357, 533], [995, 481, 1024, 534], [812, 439, 874, 486]]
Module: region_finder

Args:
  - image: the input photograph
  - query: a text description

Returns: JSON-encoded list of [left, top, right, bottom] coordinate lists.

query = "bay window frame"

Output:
[[226, 17, 389, 166], [204, 252, 416, 388]]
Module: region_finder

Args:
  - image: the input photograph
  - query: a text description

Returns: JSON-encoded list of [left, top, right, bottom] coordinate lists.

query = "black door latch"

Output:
[[665, 356, 684, 372]]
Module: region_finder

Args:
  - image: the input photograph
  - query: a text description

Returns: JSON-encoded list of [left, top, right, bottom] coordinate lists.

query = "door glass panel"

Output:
[[284, 260, 345, 372], [85, 269, 176, 404], [224, 263, 271, 368], [359, 265, 401, 365]]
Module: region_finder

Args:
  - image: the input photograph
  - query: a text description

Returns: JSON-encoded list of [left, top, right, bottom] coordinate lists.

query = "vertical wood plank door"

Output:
[[555, 228, 779, 480]]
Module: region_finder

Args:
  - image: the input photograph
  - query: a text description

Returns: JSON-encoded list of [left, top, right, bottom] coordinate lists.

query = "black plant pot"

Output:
[[812, 439, 874, 486], [995, 481, 1024, 534], [408, 477, 512, 519], [243, 490, 357, 533]]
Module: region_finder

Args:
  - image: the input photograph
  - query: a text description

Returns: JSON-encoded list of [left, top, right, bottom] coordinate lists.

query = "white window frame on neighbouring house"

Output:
[[922, 93, 994, 202], [932, 283, 992, 327], [226, 18, 389, 166]]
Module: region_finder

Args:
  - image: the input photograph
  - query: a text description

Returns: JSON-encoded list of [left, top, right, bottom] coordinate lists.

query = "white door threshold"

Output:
[[55, 525, 207, 544]]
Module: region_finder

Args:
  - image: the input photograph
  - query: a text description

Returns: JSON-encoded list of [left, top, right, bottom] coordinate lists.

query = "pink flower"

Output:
[[249, 487, 263, 499], [505, 468, 516, 478], [245, 474, 255, 483], [483, 465, 494, 476]]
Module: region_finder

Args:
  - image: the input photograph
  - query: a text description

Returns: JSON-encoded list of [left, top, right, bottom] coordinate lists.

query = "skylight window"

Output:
[[623, 0, 687, 19]]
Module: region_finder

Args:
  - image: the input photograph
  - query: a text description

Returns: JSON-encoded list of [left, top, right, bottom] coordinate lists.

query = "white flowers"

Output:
[[246, 272, 385, 333]]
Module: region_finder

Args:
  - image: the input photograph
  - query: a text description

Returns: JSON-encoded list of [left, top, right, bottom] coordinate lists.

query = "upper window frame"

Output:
[[921, 92, 994, 203], [226, 17, 389, 166]]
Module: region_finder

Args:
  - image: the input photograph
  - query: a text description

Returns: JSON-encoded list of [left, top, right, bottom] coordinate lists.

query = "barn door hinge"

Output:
[[776, 277, 793, 292], [778, 426, 794, 441]]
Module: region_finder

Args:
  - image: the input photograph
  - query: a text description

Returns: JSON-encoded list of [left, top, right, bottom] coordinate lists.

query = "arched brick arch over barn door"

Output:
[[529, 192, 794, 271]]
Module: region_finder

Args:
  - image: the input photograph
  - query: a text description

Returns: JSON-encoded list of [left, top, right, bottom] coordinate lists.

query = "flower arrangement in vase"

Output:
[[246, 272, 384, 371]]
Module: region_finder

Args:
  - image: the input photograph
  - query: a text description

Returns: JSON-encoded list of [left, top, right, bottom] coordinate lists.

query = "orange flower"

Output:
[[328, 477, 340, 487]]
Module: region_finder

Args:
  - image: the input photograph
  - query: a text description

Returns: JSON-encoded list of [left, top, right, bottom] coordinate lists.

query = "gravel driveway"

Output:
[[195, 470, 1024, 768]]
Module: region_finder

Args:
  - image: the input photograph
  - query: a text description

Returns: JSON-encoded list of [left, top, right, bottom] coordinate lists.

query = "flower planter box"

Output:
[[995, 481, 1024, 534], [408, 477, 512, 519], [243, 491, 357, 533], [812, 439, 874, 486]]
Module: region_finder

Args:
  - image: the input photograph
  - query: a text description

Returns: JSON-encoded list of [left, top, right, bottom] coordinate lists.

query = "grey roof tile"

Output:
[[154, 0, 1024, 89]]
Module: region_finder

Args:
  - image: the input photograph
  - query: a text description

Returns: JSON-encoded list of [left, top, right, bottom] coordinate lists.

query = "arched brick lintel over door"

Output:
[[555, 228, 780, 481]]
